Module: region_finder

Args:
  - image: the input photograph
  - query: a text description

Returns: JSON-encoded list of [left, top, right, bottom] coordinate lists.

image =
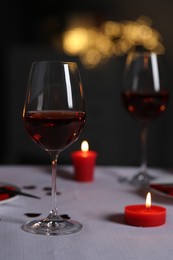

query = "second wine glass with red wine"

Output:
[[22, 61, 86, 235], [122, 51, 169, 186]]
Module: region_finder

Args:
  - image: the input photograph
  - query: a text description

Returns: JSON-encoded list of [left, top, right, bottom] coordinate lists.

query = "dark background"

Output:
[[1, 0, 173, 168]]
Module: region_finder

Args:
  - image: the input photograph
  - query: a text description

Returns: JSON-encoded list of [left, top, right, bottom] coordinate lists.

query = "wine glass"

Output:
[[22, 61, 86, 235], [121, 51, 169, 186]]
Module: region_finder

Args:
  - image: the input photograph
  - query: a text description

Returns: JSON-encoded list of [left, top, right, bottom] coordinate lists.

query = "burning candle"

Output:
[[71, 140, 97, 182], [124, 192, 166, 227]]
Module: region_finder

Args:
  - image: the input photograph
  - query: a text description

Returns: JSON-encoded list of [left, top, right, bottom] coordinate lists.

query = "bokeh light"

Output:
[[58, 16, 165, 69]]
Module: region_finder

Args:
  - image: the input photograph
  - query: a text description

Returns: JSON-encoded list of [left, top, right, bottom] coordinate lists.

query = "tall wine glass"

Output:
[[121, 51, 169, 186], [22, 61, 86, 235]]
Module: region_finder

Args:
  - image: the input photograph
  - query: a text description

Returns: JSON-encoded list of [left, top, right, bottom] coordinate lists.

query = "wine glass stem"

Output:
[[50, 152, 59, 216], [140, 124, 148, 173]]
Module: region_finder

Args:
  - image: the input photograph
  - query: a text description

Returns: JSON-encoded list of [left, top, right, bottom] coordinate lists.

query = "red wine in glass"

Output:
[[24, 110, 86, 151], [22, 61, 86, 236], [121, 51, 169, 185], [122, 90, 169, 124]]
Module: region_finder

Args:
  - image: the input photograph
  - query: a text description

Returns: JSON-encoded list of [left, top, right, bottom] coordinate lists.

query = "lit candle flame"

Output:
[[81, 140, 89, 152], [146, 192, 151, 210]]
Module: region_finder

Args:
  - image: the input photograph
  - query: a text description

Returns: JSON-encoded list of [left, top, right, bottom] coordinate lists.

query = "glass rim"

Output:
[[31, 60, 78, 66], [127, 50, 165, 56]]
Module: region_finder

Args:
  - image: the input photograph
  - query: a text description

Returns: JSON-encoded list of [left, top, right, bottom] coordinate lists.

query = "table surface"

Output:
[[0, 164, 173, 260]]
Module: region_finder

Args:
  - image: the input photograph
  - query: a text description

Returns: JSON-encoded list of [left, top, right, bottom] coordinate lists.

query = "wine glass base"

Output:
[[130, 172, 155, 186], [22, 218, 82, 236]]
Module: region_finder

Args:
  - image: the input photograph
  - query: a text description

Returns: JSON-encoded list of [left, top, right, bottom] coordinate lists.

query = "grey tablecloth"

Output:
[[0, 165, 173, 260]]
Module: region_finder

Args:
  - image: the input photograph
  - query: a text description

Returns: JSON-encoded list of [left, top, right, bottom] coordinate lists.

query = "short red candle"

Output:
[[124, 192, 166, 227], [71, 140, 97, 182]]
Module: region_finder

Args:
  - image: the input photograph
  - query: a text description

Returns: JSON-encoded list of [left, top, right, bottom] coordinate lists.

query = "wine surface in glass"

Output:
[[24, 110, 86, 151], [122, 90, 169, 123]]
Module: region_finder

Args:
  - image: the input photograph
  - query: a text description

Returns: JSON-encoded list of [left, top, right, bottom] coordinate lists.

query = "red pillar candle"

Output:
[[71, 140, 97, 182], [124, 192, 166, 227]]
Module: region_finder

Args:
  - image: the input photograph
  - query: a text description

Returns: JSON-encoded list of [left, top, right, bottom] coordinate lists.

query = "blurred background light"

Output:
[[53, 15, 165, 69]]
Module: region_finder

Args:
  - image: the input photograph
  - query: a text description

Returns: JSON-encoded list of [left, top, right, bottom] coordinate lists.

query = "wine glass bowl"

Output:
[[22, 61, 86, 235], [121, 51, 169, 185]]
